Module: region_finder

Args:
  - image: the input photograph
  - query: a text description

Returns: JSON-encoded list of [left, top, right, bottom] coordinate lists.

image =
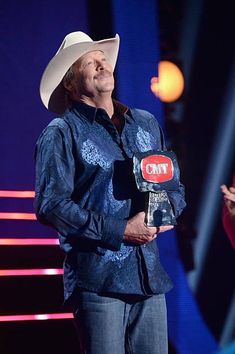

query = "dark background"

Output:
[[159, 0, 235, 344], [0, 0, 234, 353]]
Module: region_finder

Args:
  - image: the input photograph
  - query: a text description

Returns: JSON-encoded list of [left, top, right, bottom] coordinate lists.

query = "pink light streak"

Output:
[[0, 268, 63, 276], [0, 212, 36, 220], [0, 238, 59, 246], [0, 313, 73, 322], [0, 190, 35, 198]]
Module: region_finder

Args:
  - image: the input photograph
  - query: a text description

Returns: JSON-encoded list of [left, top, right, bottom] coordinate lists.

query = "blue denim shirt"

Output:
[[34, 101, 186, 302]]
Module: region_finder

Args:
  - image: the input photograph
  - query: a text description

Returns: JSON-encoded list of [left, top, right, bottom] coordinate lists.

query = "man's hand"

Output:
[[124, 212, 174, 245], [221, 184, 235, 220]]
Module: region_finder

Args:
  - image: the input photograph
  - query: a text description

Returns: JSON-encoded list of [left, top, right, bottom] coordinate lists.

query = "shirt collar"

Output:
[[113, 99, 129, 116], [71, 99, 130, 123], [72, 101, 98, 123]]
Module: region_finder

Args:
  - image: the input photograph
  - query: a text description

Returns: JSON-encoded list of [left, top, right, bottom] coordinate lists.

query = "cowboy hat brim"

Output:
[[40, 34, 120, 114]]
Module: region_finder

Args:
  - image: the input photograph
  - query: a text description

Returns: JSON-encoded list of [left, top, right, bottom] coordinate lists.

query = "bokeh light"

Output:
[[151, 61, 184, 102]]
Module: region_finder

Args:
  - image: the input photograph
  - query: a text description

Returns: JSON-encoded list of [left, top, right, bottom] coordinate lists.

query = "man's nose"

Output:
[[96, 61, 105, 70]]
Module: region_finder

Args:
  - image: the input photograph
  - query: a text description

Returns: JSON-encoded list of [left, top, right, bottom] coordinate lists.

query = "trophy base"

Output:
[[145, 191, 177, 227]]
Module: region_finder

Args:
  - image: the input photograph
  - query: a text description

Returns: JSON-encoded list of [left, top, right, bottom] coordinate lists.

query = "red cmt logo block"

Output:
[[141, 155, 173, 183]]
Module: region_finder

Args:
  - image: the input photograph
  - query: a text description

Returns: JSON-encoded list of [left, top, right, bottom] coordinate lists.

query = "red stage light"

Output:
[[0, 212, 36, 220], [0, 190, 35, 198], [0, 313, 73, 322], [0, 268, 63, 276]]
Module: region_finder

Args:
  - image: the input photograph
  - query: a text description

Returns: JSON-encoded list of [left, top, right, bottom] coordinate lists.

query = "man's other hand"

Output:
[[124, 212, 174, 245]]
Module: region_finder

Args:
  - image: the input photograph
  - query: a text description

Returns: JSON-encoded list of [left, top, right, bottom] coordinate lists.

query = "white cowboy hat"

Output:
[[39, 31, 120, 114]]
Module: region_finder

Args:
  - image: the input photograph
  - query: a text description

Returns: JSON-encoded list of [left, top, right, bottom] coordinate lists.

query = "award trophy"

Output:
[[133, 150, 180, 227]]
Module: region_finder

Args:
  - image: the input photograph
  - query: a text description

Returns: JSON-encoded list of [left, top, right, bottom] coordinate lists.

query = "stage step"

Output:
[[0, 320, 80, 354], [0, 275, 64, 315], [0, 244, 64, 268]]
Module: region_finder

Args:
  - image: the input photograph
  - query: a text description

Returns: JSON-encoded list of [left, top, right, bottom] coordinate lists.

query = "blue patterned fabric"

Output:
[[34, 100, 186, 302]]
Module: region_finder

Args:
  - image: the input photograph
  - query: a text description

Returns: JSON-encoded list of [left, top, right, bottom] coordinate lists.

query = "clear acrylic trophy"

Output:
[[133, 150, 180, 227]]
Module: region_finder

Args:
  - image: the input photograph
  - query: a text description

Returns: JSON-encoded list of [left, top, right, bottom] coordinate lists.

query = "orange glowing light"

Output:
[[0, 190, 35, 198], [151, 61, 184, 102], [0, 212, 36, 220], [0, 238, 59, 245]]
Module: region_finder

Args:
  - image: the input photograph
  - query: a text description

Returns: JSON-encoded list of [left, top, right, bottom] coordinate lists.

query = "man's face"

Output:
[[69, 50, 114, 98]]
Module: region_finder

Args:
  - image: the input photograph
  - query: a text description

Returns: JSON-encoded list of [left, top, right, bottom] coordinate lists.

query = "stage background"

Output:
[[0, 0, 234, 353]]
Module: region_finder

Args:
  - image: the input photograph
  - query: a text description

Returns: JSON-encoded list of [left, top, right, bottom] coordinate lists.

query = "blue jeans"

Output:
[[73, 290, 168, 354]]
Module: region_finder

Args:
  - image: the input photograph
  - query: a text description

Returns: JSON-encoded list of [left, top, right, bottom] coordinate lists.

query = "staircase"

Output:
[[0, 190, 80, 354]]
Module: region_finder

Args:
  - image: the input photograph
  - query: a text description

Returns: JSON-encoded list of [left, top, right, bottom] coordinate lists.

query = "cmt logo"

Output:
[[141, 154, 173, 183]]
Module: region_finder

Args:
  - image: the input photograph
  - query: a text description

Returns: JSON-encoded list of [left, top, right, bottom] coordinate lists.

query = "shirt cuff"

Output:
[[102, 216, 127, 251]]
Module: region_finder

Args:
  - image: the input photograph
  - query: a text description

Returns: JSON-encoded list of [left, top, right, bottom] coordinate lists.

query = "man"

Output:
[[35, 31, 186, 354], [221, 175, 235, 249]]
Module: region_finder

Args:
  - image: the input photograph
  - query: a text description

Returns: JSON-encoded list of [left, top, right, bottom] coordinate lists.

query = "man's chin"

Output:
[[97, 83, 114, 93]]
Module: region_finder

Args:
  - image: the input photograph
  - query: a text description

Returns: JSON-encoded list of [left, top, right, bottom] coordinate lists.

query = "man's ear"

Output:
[[63, 80, 74, 93]]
